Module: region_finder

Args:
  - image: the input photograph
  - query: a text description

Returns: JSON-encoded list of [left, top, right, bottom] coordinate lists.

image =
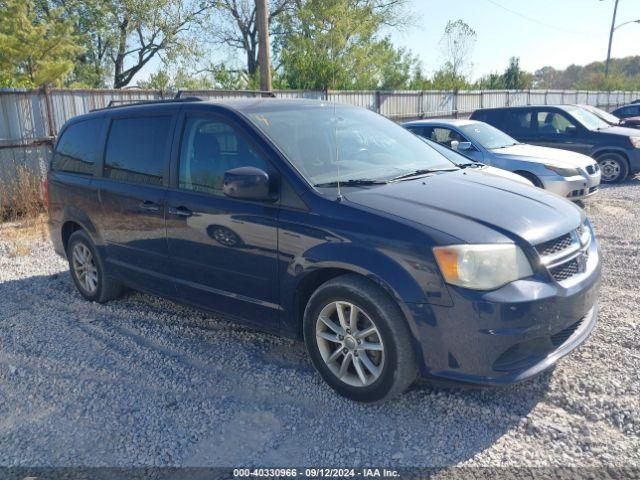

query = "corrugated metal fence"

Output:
[[1, 87, 639, 194]]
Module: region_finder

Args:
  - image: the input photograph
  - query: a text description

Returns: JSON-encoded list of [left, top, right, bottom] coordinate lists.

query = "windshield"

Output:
[[244, 103, 457, 186], [583, 105, 620, 125], [459, 122, 518, 149], [566, 106, 610, 130]]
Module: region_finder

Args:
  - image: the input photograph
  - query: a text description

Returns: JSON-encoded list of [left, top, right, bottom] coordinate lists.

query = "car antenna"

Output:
[[330, 16, 342, 202]]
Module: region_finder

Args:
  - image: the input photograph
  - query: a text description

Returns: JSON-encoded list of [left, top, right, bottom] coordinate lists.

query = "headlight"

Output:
[[433, 244, 533, 290], [578, 218, 591, 246], [544, 164, 581, 177], [629, 137, 640, 148]]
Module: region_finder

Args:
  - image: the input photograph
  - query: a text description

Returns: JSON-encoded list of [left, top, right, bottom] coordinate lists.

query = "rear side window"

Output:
[[501, 111, 532, 135], [104, 116, 172, 185], [52, 118, 102, 175]]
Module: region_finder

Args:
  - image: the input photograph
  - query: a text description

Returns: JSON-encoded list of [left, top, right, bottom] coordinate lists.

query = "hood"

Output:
[[345, 169, 582, 246], [480, 165, 533, 185], [491, 144, 594, 169], [597, 125, 640, 137]]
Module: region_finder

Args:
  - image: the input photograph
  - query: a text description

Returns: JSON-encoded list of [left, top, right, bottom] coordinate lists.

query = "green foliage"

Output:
[[474, 57, 532, 90], [274, 0, 416, 90], [502, 57, 532, 89], [0, 0, 83, 87], [534, 57, 640, 90]]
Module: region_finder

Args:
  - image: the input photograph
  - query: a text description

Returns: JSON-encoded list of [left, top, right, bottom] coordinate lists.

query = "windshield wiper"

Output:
[[314, 179, 387, 188], [389, 168, 458, 182], [492, 142, 520, 149], [457, 162, 484, 168]]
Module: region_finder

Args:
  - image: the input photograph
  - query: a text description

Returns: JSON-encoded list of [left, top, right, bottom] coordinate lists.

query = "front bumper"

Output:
[[541, 172, 601, 200], [407, 239, 601, 385]]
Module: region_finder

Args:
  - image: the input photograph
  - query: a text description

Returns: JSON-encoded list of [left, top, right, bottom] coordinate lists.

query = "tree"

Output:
[[38, 0, 114, 87], [502, 57, 531, 89], [437, 19, 476, 84], [0, 0, 82, 87], [474, 72, 505, 90], [107, 0, 211, 88], [207, 0, 297, 77], [44, 0, 211, 88], [274, 0, 412, 90]]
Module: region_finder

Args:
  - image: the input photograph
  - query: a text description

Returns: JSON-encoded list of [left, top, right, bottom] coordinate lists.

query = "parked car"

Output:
[[577, 104, 640, 130], [612, 104, 640, 119], [47, 98, 601, 402], [471, 105, 640, 183], [403, 119, 600, 200], [417, 135, 535, 186]]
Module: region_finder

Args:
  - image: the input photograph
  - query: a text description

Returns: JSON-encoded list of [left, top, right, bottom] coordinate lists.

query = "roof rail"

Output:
[[175, 90, 277, 98], [90, 96, 203, 112]]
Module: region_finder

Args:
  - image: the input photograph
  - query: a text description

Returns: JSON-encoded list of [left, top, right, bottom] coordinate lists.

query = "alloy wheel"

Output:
[[599, 158, 621, 182], [71, 243, 98, 295], [315, 301, 385, 387]]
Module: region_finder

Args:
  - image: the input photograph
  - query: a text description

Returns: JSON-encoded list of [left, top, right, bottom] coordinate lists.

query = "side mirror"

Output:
[[223, 167, 276, 202], [457, 141, 473, 151], [565, 125, 578, 136]]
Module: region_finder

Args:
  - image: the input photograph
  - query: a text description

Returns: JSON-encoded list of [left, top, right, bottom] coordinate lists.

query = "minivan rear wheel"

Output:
[[597, 153, 628, 183], [67, 230, 123, 303], [303, 274, 418, 402]]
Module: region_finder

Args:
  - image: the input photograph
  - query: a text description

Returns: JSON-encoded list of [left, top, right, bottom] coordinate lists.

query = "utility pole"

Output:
[[256, 0, 272, 92], [605, 0, 620, 78]]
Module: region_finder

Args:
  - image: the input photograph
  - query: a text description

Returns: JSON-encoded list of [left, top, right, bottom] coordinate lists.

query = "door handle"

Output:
[[139, 200, 161, 212], [169, 206, 193, 218]]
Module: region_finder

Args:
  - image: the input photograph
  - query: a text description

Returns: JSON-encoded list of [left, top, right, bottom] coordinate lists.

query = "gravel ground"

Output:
[[0, 181, 639, 469]]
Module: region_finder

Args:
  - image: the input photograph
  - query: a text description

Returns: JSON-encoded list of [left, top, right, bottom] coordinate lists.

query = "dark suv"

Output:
[[471, 105, 640, 183], [48, 98, 600, 402]]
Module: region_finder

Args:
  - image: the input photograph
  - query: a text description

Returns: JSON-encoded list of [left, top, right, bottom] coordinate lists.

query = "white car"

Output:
[[405, 119, 601, 200]]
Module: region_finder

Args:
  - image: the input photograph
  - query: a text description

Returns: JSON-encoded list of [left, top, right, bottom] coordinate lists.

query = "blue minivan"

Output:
[[47, 98, 601, 402]]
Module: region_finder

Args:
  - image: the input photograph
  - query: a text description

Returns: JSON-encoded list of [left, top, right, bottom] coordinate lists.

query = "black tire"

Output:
[[516, 171, 543, 188], [67, 230, 123, 303], [303, 274, 418, 403], [596, 152, 629, 183]]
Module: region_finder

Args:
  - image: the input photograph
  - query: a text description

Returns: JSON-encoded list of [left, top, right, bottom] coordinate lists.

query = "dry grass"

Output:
[[0, 165, 45, 222], [0, 214, 49, 257]]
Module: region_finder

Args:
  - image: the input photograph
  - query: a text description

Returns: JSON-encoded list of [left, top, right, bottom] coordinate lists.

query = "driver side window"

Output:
[[431, 127, 466, 148], [536, 111, 576, 135], [178, 117, 269, 195]]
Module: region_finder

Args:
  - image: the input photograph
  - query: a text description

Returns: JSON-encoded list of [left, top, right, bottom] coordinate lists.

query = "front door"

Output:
[[426, 126, 485, 163], [532, 109, 592, 154], [165, 112, 281, 330]]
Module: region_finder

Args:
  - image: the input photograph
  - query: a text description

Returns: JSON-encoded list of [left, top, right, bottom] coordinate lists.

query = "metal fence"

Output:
[[1, 86, 639, 195]]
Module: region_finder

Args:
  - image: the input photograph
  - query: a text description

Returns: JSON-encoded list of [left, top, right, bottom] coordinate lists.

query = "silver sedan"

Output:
[[404, 119, 601, 200]]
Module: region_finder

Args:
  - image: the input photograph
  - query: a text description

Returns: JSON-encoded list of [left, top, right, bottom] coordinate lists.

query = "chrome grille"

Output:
[[535, 224, 591, 284], [535, 234, 573, 257], [549, 258, 580, 281]]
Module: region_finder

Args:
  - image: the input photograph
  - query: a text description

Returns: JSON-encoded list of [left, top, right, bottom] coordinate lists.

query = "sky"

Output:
[[390, 0, 640, 80], [135, 0, 640, 85]]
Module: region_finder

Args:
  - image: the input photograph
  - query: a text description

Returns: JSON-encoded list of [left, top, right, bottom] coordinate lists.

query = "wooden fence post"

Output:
[[42, 84, 55, 138]]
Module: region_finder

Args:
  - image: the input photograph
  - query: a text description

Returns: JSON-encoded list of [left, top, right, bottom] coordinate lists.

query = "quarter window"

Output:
[[104, 116, 172, 185], [52, 118, 102, 175], [178, 117, 269, 195]]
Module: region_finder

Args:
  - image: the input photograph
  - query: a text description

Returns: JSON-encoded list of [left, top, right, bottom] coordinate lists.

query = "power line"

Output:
[[483, 0, 590, 35]]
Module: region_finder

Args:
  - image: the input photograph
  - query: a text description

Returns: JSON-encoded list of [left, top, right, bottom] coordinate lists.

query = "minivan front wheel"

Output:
[[303, 275, 417, 402], [67, 230, 123, 303], [597, 153, 628, 183]]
